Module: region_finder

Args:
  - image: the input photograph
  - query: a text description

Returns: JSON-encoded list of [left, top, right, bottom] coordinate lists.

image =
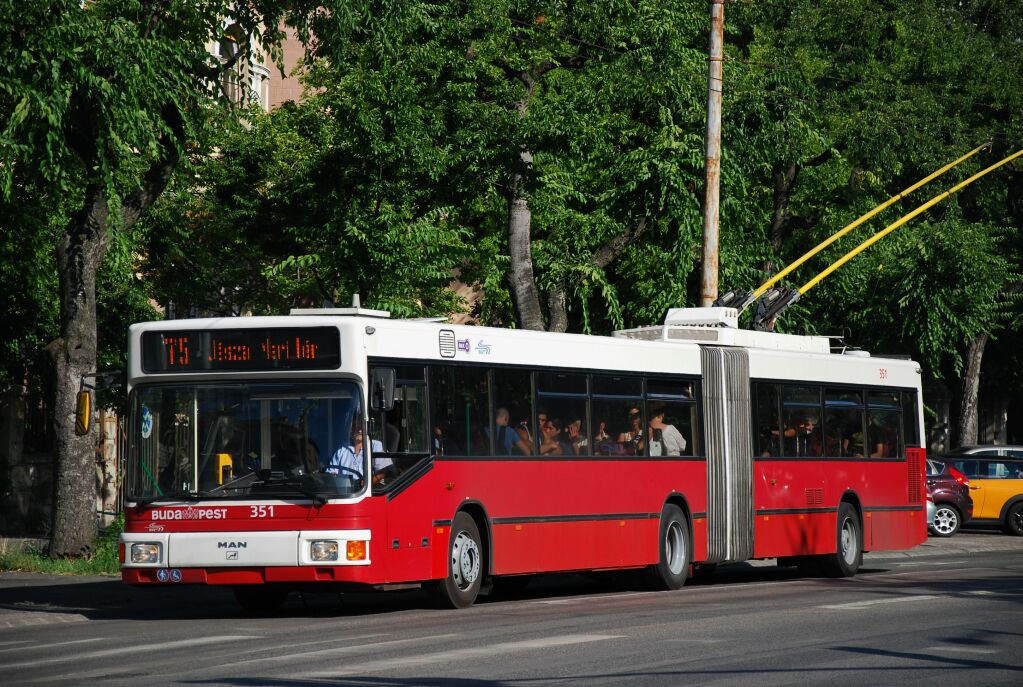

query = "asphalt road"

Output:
[[1, 529, 1022, 686]]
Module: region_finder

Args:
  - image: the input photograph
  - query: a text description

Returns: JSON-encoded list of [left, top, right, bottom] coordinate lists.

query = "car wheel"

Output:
[[1003, 502, 1023, 536], [930, 504, 961, 537]]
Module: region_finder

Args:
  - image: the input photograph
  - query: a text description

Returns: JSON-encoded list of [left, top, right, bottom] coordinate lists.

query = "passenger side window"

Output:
[[430, 365, 490, 456], [825, 389, 864, 458], [591, 375, 642, 457], [368, 365, 429, 489], [492, 368, 533, 456], [647, 378, 698, 456], [754, 383, 781, 457], [867, 392, 902, 458], [781, 386, 822, 457], [537, 372, 589, 456]]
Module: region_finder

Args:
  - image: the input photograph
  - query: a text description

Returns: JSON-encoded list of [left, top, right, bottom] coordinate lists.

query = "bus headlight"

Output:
[[310, 540, 339, 562], [130, 543, 162, 564]]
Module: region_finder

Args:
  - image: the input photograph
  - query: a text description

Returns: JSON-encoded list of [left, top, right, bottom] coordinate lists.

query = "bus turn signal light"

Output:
[[346, 540, 367, 561]]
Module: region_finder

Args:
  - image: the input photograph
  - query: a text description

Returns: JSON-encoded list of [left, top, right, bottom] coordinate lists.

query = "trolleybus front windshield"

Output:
[[125, 381, 366, 501]]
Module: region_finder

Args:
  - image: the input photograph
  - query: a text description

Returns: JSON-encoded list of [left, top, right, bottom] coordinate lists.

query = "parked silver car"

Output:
[[947, 445, 1023, 458]]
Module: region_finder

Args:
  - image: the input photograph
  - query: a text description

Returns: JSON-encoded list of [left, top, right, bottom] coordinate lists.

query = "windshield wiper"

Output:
[[252, 471, 327, 506], [134, 490, 213, 511]]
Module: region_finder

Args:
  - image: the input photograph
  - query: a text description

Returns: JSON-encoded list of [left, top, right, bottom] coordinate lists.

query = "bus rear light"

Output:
[[310, 540, 339, 562], [346, 540, 367, 561], [130, 543, 162, 564]]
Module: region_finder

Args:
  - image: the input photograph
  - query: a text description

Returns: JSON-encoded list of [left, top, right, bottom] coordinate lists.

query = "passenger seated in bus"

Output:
[[868, 417, 898, 458], [514, 413, 534, 454], [490, 407, 530, 455], [618, 410, 645, 456], [432, 425, 451, 456], [540, 417, 571, 456], [565, 418, 587, 455], [784, 415, 820, 456], [845, 430, 865, 458], [648, 407, 686, 456], [327, 425, 383, 483]]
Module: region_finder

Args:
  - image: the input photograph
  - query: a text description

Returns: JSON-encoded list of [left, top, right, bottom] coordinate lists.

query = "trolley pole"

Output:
[[700, 0, 725, 307]]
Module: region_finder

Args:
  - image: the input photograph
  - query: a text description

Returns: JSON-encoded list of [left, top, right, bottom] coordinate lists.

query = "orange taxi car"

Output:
[[946, 457, 1023, 535]]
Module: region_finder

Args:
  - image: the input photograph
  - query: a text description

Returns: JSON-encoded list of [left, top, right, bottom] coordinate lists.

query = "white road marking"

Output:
[[1, 635, 257, 670], [0, 638, 104, 654], [0, 611, 88, 629], [26, 634, 438, 683], [208, 633, 459, 669], [923, 645, 997, 655], [820, 595, 939, 610], [889, 560, 965, 567], [299, 633, 623, 677]]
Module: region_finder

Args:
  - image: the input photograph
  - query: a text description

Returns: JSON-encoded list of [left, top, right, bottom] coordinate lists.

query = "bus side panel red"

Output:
[[383, 457, 706, 579]]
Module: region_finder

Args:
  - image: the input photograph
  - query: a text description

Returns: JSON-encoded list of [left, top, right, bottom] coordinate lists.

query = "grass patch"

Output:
[[0, 515, 122, 576]]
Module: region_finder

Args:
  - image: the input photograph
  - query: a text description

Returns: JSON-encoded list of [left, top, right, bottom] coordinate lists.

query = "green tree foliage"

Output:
[[0, 0, 328, 554], [294, 0, 712, 331]]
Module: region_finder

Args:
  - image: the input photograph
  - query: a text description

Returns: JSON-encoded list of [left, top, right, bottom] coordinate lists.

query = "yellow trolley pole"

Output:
[[800, 148, 1023, 296], [752, 142, 991, 302]]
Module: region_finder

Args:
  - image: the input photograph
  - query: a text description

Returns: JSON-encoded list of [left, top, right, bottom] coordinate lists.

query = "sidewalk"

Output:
[[865, 528, 1023, 560]]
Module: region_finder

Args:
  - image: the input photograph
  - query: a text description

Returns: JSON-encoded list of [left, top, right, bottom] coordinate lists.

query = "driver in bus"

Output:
[[327, 424, 383, 484]]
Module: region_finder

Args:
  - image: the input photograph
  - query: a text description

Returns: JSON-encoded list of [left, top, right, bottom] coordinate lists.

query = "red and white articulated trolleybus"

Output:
[[119, 305, 927, 611]]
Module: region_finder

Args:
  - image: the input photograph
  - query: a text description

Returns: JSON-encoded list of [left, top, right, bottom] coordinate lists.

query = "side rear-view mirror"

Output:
[[75, 390, 92, 436]]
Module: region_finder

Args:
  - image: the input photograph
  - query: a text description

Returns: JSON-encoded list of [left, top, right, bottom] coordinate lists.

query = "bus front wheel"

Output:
[[645, 504, 690, 590], [429, 511, 483, 608]]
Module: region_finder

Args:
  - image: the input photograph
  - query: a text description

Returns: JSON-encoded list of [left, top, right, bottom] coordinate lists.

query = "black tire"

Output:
[[930, 504, 962, 537], [822, 502, 862, 578], [429, 511, 484, 608], [233, 585, 288, 615], [645, 504, 690, 591], [1003, 502, 1023, 536]]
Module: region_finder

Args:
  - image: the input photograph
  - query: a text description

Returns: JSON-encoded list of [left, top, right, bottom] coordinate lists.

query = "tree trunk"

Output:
[[955, 332, 988, 447], [49, 108, 181, 556], [50, 185, 109, 556], [547, 284, 568, 333], [507, 147, 545, 331]]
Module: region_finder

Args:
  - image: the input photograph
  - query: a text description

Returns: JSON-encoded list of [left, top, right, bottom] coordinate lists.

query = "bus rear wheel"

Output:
[[233, 585, 289, 615], [429, 511, 483, 608], [645, 504, 690, 590], [822, 502, 862, 577]]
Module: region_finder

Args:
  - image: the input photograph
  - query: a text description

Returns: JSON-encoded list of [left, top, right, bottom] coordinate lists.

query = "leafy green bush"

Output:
[[0, 515, 123, 575]]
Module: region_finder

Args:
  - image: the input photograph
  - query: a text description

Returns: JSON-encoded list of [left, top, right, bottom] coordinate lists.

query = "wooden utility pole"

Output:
[[700, 0, 725, 306]]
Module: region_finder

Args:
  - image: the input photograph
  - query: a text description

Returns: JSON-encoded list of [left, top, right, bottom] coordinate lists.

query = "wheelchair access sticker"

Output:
[[141, 406, 153, 439]]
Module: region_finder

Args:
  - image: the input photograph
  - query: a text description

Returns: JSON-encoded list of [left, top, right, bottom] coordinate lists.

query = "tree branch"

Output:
[[121, 104, 184, 229]]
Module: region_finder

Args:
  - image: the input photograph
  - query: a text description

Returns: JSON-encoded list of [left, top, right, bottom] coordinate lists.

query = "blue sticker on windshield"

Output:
[[141, 406, 153, 439]]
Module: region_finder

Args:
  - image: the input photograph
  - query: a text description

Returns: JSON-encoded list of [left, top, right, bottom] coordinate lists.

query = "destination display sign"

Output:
[[141, 327, 341, 373]]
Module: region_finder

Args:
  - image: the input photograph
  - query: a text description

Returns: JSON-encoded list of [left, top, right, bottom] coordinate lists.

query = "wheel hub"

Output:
[[451, 531, 480, 590]]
